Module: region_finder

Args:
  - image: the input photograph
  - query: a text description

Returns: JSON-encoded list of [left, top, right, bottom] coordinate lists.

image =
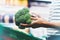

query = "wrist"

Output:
[[42, 21, 52, 27], [42, 21, 49, 25]]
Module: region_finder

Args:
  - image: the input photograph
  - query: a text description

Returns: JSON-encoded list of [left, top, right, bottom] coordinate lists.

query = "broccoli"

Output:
[[15, 8, 31, 29]]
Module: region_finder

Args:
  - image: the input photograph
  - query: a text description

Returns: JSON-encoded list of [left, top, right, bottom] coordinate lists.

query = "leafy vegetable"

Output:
[[15, 8, 31, 29]]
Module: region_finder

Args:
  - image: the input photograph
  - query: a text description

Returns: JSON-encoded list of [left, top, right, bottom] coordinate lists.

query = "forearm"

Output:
[[43, 21, 60, 28]]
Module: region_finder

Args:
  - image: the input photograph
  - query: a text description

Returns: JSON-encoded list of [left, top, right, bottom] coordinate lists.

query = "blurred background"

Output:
[[0, 0, 28, 29], [0, 0, 52, 40], [1, 0, 60, 40], [0, 0, 51, 30]]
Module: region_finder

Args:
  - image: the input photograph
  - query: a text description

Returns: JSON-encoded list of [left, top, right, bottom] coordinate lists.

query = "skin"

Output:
[[20, 16, 60, 28]]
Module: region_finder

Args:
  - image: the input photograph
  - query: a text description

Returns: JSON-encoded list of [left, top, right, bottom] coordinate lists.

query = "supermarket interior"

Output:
[[0, 0, 60, 40]]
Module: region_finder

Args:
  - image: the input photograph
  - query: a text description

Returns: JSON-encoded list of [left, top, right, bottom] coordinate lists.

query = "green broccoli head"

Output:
[[15, 8, 31, 29]]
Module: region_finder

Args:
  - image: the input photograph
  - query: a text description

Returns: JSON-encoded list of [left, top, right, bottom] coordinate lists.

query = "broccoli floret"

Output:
[[15, 8, 31, 29]]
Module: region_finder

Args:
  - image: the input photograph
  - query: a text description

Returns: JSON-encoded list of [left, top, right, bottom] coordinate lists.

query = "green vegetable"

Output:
[[15, 8, 31, 29]]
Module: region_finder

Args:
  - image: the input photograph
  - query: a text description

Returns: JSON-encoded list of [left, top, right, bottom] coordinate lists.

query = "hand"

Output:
[[20, 17, 48, 28]]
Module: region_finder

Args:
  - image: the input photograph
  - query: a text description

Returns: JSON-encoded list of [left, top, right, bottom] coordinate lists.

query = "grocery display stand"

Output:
[[0, 24, 41, 40]]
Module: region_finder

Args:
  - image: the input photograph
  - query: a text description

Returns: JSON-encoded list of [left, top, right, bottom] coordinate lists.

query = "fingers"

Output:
[[20, 24, 28, 26], [31, 17, 37, 20], [20, 23, 32, 27], [30, 12, 41, 18]]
